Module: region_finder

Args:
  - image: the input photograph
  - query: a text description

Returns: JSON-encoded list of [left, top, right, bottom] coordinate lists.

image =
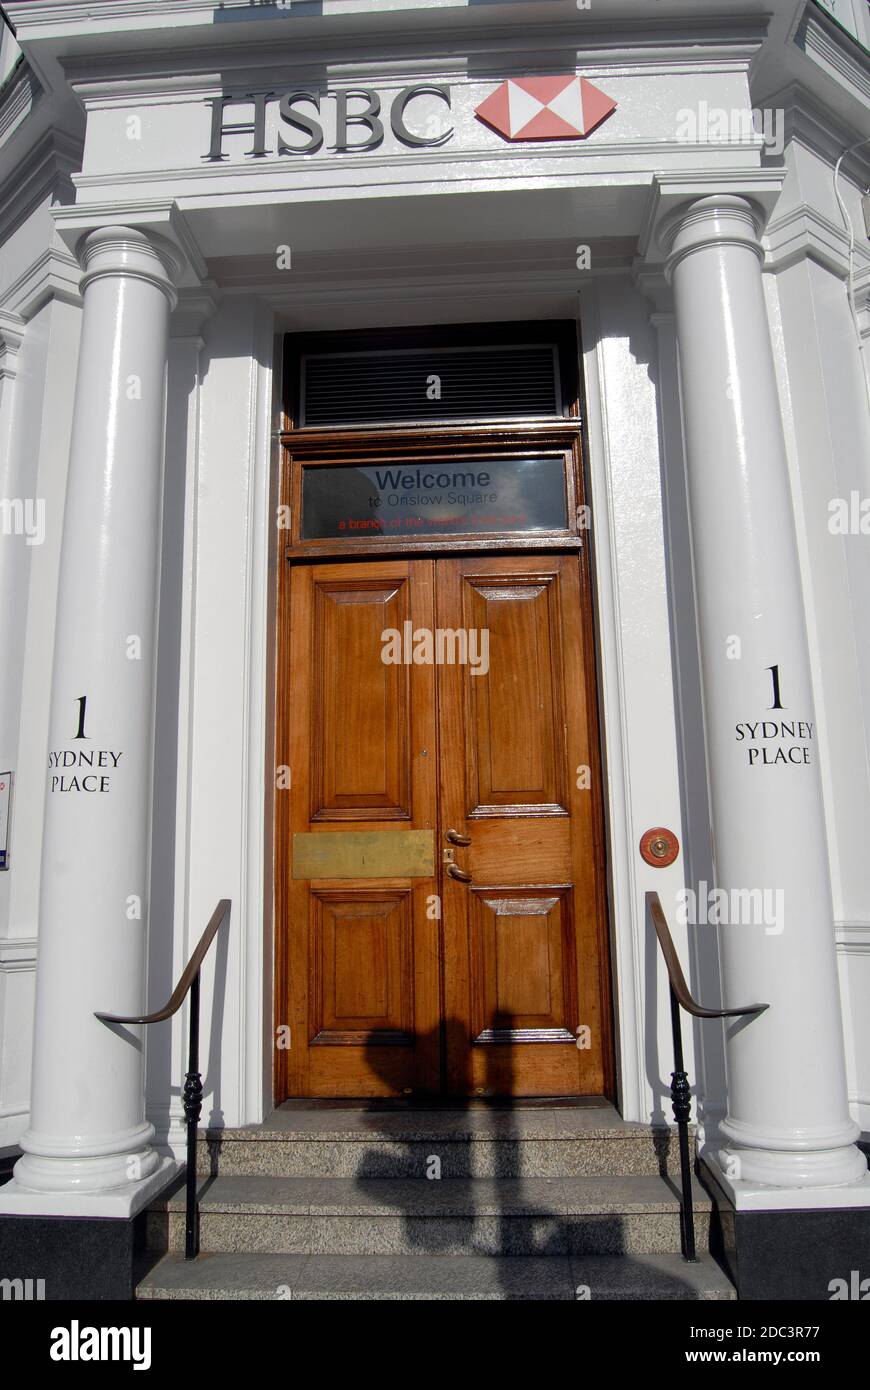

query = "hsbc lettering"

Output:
[[206, 85, 453, 160]]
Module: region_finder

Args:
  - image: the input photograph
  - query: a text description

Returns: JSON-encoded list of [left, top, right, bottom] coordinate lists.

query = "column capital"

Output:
[[659, 195, 765, 281], [54, 200, 208, 295], [78, 226, 180, 310]]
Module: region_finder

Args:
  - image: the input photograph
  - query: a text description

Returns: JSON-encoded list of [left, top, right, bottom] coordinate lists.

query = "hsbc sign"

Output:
[[205, 76, 616, 160], [206, 85, 454, 159], [475, 76, 617, 141]]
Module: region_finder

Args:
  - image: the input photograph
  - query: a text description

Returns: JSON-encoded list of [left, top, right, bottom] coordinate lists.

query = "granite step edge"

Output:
[[152, 1173, 713, 1217], [136, 1250, 733, 1301]]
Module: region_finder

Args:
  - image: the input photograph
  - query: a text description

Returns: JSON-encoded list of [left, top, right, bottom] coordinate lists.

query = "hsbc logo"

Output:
[[475, 76, 617, 142], [204, 75, 617, 162]]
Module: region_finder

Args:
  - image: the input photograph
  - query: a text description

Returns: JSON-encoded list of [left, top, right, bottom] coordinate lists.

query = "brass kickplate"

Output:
[[292, 830, 435, 879]]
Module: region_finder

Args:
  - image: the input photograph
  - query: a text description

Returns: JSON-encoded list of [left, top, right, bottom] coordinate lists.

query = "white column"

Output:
[[662, 195, 867, 1196], [10, 227, 177, 1201], [0, 311, 26, 794]]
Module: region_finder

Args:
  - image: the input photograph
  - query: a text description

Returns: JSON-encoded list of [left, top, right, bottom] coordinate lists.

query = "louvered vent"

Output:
[[299, 344, 562, 426]]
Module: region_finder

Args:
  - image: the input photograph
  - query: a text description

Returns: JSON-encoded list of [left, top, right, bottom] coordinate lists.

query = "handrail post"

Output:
[[95, 900, 230, 1264], [668, 982, 697, 1263], [183, 970, 203, 1260], [646, 892, 766, 1265]]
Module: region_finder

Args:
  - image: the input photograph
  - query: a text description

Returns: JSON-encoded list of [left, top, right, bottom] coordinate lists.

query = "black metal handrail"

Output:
[[96, 898, 231, 1259], [646, 891, 767, 1262]]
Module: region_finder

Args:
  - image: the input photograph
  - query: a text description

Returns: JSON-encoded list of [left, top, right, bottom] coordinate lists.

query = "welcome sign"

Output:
[[301, 456, 569, 539]]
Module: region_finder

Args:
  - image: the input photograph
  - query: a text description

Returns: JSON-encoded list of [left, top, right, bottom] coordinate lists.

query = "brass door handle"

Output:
[[447, 863, 472, 883], [446, 829, 471, 846]]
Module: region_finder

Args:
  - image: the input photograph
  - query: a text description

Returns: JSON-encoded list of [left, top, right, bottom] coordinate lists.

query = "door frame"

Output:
[[272, 333, 614, 1104], [274, 543, 614, 1102]]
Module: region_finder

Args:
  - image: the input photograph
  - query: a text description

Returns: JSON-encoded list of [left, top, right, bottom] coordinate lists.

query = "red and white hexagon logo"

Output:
[[475, 75, 617, 142]]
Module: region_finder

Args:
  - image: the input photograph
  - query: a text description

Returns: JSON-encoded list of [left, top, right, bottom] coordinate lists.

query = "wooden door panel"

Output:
[[469, 886, 576, 1042], [278, 559, 440, 1098], [438, 554, 609, 1097], [462, 575, 567, 815], [312, 577, 412, 820], [310, 888, 414, 1045]]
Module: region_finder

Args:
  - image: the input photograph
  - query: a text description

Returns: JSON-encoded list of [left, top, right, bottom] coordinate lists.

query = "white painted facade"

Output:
[[0, 0, 868, 1214]]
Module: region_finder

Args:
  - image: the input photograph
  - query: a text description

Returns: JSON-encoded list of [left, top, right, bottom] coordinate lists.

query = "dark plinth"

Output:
[[0, 1212, 148, 1300], [702, 1160, 870, 1301], [0, 1149, 18, 1187]]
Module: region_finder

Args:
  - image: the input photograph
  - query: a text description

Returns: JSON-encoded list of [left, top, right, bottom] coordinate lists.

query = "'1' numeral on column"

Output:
[[766, 665, 784, 711], [74, 695, 89, 740]]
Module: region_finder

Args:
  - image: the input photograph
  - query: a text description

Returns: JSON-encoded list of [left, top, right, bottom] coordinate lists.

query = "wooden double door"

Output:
[[276, 552, 611, 1099]]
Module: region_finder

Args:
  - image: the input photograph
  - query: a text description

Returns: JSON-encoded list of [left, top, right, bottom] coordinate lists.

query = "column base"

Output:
[[718, 1114, 867, 1189], [708, 1157, 870, 1212], [12, 1118, 161, 1195], [701, 1157, 870, 1300], [0, 1154, 179, 1218]]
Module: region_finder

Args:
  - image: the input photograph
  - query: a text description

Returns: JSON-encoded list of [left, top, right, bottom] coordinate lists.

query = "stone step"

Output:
[[199, 1104, 688, 1179], [148, 1174, 711, 1258], [137, 1249, 734, 1301]]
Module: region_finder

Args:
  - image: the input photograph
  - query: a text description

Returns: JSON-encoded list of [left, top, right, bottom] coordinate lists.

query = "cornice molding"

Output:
[[69, 137, 769, 204], [58, 29, 765, 103], [794, 6, 870, 107], [0, 127, 82, 245], [764, 201, 870, 278], [0, 307, 26, 381], [757, 81, 870, 182], [0, 246, 82, 319], [7, 0, 769, 58], [63, 55, 762, 112], [0, 60, 41, 148]]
